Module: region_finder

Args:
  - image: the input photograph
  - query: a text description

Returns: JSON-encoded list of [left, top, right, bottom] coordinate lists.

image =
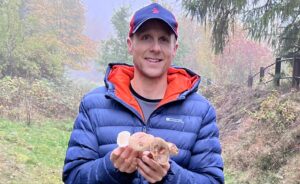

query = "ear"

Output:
[[172, 40, 179, 58], [127, 37, 133, 55]]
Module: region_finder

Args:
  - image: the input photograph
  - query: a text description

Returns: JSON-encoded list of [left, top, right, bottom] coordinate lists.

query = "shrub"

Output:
[[0, 76, 94, 123], [251, 91, 296, 133]]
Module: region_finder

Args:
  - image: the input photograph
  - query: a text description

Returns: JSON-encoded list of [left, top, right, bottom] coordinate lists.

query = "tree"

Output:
[[213, 27, 274, 84], [0, 0, 96, 80], [97, 6, 131, 70], [24, 0, 96, 66], [182, 0, 300, 56], [0, 0, 26, 78]]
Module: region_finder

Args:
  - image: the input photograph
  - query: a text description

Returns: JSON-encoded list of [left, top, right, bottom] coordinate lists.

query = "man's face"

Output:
[[127, 19, 178, 80]]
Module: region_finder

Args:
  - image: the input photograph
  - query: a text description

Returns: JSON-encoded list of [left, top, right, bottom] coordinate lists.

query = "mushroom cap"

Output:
[[117, 131, 131, 147], [129, 132, 154, 151]]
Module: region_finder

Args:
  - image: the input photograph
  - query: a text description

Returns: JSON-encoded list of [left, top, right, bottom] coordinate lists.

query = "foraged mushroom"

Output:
[[116, 131, 179, 165]]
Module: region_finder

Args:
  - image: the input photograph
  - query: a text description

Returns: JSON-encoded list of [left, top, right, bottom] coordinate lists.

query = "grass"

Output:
[[0, 119, 73, 184], [0, 118, 238, 183], [224, 169, 239, 184]]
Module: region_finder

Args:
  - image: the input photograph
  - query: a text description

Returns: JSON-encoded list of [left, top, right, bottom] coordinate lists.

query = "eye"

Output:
[[141, 35, 150, 40], [160, 36, 170, 43]]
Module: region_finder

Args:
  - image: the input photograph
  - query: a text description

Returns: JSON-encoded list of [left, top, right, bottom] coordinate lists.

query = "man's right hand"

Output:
[[110, 146, 139, 173]]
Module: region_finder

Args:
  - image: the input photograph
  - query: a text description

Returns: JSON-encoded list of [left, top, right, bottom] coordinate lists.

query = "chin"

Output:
[[143, 71, 165, 79]]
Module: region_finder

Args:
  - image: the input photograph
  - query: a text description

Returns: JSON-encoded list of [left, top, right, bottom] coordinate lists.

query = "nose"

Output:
[[150, 40, 161, 53]]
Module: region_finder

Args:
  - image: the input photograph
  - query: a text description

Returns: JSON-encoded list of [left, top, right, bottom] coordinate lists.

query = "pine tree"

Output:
[[182, 0, 300, 56]]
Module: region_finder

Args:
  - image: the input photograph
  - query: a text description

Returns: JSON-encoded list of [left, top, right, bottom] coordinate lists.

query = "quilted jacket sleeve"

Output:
[[163, 104, 224, 184], [62, 98, 136, 184]]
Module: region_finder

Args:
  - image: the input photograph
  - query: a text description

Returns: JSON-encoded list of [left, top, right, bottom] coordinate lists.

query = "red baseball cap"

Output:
[[129, 3, 178, 38]]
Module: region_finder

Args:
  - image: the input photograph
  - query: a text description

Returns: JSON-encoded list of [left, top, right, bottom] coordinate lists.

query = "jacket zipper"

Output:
[[107, 92, 186, 133]]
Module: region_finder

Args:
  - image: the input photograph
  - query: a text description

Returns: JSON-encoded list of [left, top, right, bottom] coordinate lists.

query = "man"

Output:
[[63, 3, 224, 184]]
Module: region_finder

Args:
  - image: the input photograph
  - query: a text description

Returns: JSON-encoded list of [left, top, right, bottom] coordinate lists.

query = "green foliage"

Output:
[[182, 0, 300, 55], [98, 6, 132, 70], [0, 76, 91, 123], [0, 0, 95, 80], [0, 0, 24, 77], [0, 119, 72, 183], [182, 0, 238, 54], [12, 35, 65, 80], [251, 91, 296, 133]]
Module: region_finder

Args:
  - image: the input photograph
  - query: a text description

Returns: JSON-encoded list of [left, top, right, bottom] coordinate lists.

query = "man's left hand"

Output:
[[137, 152, 170, 183]]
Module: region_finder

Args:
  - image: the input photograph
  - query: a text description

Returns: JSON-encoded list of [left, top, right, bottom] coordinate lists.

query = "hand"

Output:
[[137, 151, 170, 183], [110, 146, 139, 173]]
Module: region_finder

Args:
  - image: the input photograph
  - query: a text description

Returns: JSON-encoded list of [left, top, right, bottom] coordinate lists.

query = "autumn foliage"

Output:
[[213, 28, 274, 85]]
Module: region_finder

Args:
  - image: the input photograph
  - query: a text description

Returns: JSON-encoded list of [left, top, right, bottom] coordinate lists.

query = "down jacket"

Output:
[[63, 63, 224, 184]]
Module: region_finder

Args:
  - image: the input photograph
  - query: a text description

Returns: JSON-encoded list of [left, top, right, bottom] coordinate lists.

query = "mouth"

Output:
[[145, 57, 162, 63]]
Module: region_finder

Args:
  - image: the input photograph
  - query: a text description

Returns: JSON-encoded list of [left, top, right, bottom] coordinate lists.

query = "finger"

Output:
[[137, 158, 160, 181], [138, 151, 144, 158], [142, 151, 151, 156], [118, 147, 132, 160], [141, 155, 169, 179], [142, 151, 154, 159], [161, 163, 170, 170], [126, 158, 138, 173], [128, 149, 139, 159], [116, 147, 138, 171], [118, 158, 128, 172], [138, 167, 156, 183], [137, 164, 160, 183], [121, 146, 133, 158], [142, 155, 162, 172], [110, 147, 125, 162], [119, 158, 137, 173]]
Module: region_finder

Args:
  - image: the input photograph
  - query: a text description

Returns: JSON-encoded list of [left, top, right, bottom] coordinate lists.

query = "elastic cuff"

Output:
[[160, 160, 178, 183]]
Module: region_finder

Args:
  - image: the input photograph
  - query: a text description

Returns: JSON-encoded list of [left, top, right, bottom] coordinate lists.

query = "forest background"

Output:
[[0, 0, 299, 183]]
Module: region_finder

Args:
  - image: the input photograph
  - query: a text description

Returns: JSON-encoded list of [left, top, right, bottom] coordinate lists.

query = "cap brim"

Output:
[[132, 17, 177, 37]]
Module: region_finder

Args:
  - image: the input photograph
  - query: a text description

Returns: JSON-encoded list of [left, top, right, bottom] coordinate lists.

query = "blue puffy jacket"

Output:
[[63, 63, 224, 184]]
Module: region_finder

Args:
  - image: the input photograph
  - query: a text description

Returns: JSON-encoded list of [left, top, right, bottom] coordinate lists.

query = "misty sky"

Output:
[[82, 0, 182, 41]]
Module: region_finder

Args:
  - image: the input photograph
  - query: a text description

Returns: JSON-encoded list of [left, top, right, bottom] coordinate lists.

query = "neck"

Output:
[[131, 74, 167, 100]]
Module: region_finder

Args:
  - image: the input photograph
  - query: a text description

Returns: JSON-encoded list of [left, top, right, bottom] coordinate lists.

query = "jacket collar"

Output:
[[104, 63, 200, 120]]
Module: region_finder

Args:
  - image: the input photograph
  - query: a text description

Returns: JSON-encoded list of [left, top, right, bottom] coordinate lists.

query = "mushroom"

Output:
[[117, 131, 179, 165]]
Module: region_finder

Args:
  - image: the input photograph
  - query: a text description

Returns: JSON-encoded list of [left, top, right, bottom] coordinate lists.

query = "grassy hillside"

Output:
[[0, 119, 72, 184], [203, 85, 300, 184]]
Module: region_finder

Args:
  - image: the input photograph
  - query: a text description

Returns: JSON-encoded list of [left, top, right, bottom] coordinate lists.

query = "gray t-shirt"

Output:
[[130, 85, 161, 123]]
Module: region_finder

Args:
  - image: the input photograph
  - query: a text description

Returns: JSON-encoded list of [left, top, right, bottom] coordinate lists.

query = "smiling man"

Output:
[[63, 3, 224, 184]]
